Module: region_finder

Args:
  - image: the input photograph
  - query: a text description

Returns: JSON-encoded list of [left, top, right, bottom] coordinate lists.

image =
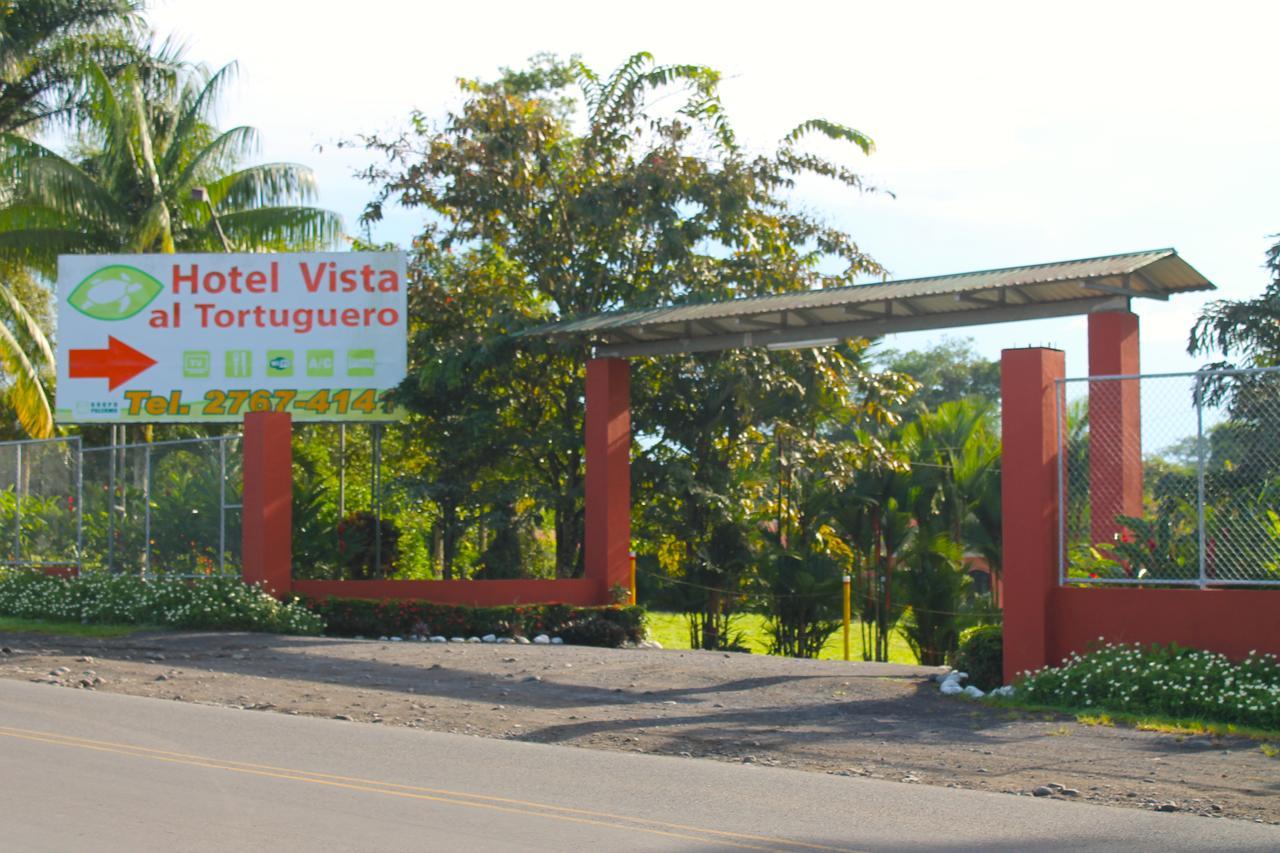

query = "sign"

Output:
[[55, 252, 408, 423]]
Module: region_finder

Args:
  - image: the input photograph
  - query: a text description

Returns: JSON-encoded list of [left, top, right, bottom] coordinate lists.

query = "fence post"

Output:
[[372, 422, 383, 575], [12, 441, 21, 562], [1055, 380, 1066, 586], [143, 444, 152, 576], [218, 437, 227, 576], [1001, 347, 1065, 684], [75, 437, 83, 575], [1195, 373, 1208, 588], [107, 436, 116, 572], [1087, 311, 1142, 548], [338, 423, 346, 518]]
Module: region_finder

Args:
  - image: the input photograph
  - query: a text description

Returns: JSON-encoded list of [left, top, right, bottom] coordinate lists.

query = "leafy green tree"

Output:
[[827, 395, 999, 660], [829, 451, 915, 662], [365, 52, 892, 580], [876, 337, 1000, 413], [391, 239, 551, 579], [1189, 237, 1280, 371], [631, 350, 765, 648]]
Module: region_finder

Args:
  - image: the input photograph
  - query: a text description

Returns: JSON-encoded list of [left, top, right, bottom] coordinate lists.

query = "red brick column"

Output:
[[584, 358, 631, 601], [1087, 311, 1142, 547], [1002, 348, 1065, 683], [242, 410, 292, 596]]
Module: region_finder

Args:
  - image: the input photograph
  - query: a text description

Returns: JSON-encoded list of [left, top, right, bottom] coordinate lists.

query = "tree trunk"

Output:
[[553, 494, 584, 578], [440, 500, 458, 581]]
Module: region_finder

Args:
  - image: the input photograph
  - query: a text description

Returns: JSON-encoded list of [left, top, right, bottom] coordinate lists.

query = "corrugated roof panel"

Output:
[[524, 249, 1214, 346]]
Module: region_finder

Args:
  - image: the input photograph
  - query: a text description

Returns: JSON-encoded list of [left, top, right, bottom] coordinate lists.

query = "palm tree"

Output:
[[0, 59, 342, 272], [0, 0, 143, 437], [0, 0, 143, 136], [903, 398, 1002, 606], [0, 57, 344, 435], [0, 261, 54, 437]]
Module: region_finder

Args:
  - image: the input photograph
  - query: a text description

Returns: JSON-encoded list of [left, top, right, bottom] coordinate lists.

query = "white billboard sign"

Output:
[[55, 252, 408, 423]]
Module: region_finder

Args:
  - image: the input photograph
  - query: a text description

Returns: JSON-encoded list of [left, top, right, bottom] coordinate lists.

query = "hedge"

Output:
[[0, 570, 324, 635], [302, 596, 645, 647], [951, 623, 1004, 690]]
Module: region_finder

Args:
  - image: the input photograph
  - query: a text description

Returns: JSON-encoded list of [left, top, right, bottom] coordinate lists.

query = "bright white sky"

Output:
[[147, 0, 1280, 378]]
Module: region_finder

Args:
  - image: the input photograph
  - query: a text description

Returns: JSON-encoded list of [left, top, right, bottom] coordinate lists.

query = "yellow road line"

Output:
[[0, 724, 867, 853]]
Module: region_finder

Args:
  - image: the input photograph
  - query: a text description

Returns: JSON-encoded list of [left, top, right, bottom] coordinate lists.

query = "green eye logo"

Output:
[[68, 265, 163, 320]]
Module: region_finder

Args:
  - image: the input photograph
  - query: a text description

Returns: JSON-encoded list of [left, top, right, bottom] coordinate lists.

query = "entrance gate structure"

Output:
[[517, 248, 1280, 674], [226, 248, 1276, 675]]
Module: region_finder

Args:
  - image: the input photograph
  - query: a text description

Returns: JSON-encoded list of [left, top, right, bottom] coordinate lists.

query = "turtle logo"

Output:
[[68, 265, 163, 321]]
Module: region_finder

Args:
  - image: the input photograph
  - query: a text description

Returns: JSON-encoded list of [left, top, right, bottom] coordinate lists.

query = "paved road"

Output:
[[1, 680, 1276, 852]]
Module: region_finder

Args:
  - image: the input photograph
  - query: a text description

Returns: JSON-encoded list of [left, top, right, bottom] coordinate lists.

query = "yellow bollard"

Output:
[[629, 551, 637, 605], [842, 574, 851, 661]]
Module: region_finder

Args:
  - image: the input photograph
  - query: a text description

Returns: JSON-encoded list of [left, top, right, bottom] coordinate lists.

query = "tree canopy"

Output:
[[876, 337, 1000, 413], [363, 52, 899, 580], [1190, 238, 1280, 371]]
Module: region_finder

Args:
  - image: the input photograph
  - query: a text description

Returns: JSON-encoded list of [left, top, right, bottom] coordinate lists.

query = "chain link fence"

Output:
[[2, 426, 414, 581], [81, 435, 242, 577], [292, 422, 438, 581], [1058, 367, 1280, 586], [0, 436, 82, 569], [0, 434, 241, 577]]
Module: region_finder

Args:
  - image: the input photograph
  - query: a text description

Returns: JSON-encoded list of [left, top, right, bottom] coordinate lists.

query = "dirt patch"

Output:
[[2, 630, 1277, 823]]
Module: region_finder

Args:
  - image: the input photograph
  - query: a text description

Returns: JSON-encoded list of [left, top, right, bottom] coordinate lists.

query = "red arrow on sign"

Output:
[[69, 336, 157, 390]]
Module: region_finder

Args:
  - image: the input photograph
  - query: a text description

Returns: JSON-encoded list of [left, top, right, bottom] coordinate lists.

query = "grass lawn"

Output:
[[644, 610, 918, 664], [0, 617, 149, 638]]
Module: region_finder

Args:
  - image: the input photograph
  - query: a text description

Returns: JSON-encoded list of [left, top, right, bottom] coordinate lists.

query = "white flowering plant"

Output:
[[0, 569, 324, 635], [1012, 641, 1280, 730]]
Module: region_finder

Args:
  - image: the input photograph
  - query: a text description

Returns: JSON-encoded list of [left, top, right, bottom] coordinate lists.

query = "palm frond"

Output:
[[571, 59, 603, 113], [216, 206, 344, 251], [206, 162, 320, 210], [593, 51, 654, 123], [0, 146, 127, 226], [161, 61, 239, 175], [782, 120, 874, 155], [0, 0, 144, 135], [0, 279, 55, 369], [0, 224, 115, 276], [0, 319, 52, 438], [173, 125, 260, 192]]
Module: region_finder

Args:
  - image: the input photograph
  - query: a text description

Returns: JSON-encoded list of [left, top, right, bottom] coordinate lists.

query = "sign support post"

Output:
[[242, 410, 293, 597]]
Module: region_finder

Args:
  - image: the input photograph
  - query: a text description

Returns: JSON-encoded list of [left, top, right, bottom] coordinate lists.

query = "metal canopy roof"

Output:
[[525, 249, 1215, 357]]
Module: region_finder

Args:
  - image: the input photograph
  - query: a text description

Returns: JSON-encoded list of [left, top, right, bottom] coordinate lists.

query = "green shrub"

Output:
[[557, 615, 629, 647], [336, 511, 399, 579], [898, 532, 969, 666], [303, 596, 644, 647], [1013, 642, 1280, 730], [759, 550, 842, 659], [953, 624, 1004, 690], [0, 569, 323, 634]]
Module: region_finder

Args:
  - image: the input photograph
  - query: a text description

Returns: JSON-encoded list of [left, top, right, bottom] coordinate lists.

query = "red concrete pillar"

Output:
[[1001, 347, 1065, 683], [584, 358, 631, 601], [1087, 311, 1142, 546], [242, 410, 292, 596]]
